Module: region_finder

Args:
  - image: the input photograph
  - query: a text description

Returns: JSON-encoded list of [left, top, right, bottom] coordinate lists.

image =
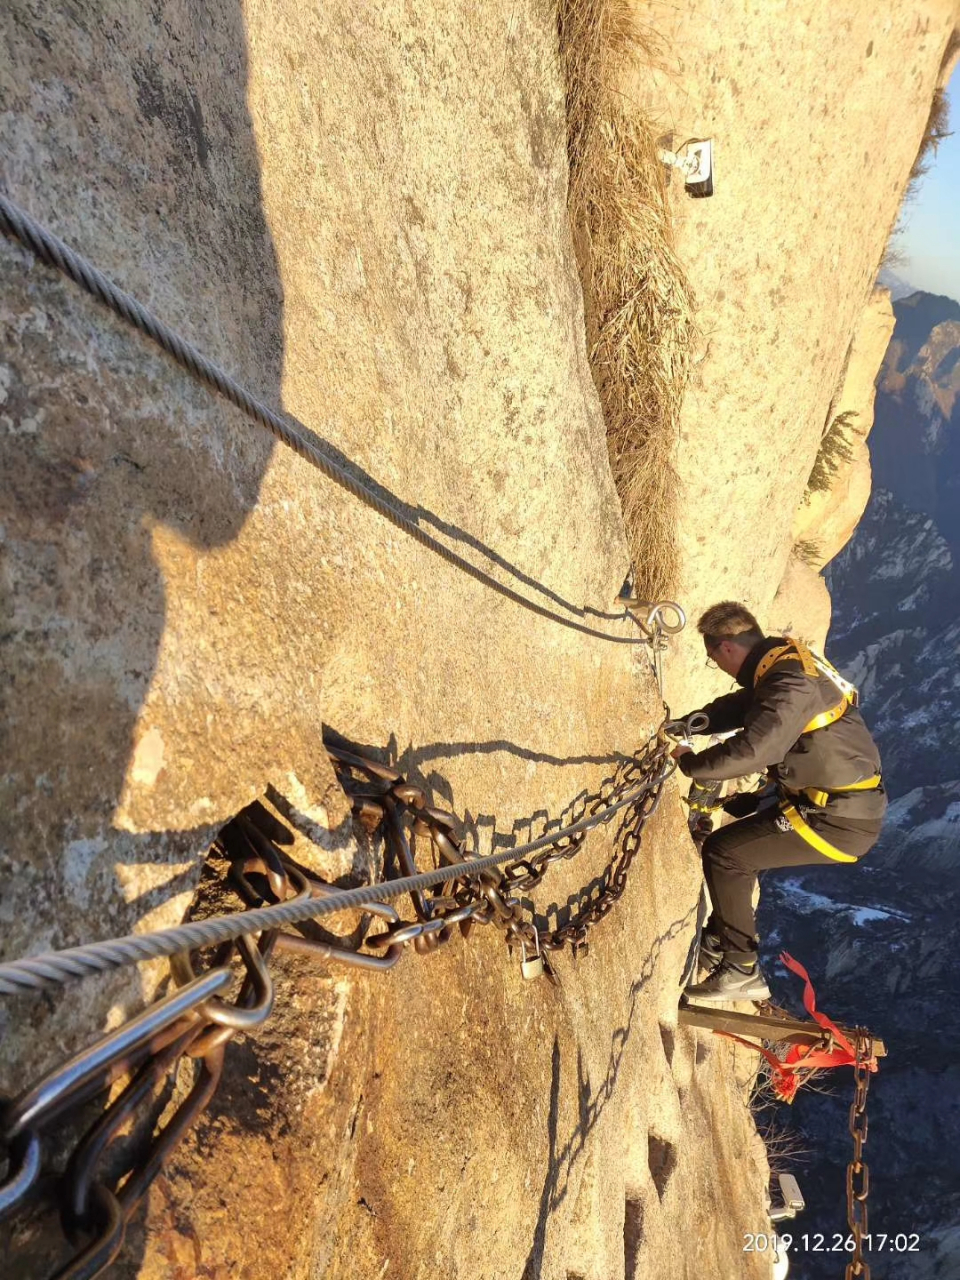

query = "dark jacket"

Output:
[[677, 636, 886, 824]]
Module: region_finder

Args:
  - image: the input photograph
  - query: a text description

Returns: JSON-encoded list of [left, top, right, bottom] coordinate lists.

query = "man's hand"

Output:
[[670, 744, 693, 762]]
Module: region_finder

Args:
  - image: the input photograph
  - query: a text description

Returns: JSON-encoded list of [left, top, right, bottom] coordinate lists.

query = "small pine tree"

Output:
[[793, 538, 822, 565], [805, 410, 858, 497]]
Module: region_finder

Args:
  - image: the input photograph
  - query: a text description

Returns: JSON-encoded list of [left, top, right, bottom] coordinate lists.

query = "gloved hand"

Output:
[[685, 777, 724, 816], [684, 777, 723, 846]]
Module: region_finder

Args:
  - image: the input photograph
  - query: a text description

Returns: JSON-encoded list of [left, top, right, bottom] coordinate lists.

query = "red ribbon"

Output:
[[714, 951, 879, 1102]]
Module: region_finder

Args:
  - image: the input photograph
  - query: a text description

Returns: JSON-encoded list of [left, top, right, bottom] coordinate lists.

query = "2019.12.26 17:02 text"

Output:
[[743, 1232, 921, 1253]]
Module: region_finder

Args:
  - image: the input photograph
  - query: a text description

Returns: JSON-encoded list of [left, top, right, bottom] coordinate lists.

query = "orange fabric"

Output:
[[713, 951, 879, 1103]]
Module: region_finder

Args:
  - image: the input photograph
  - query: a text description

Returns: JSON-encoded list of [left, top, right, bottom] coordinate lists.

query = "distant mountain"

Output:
[[877, 266, 920, 302], [829, 288, 960, 796], [879, 290, 960, 375], [758, 290, 960, 1280]]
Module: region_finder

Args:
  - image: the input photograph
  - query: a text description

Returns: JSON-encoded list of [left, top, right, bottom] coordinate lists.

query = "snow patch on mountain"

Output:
[[777, 877, 910, 924]]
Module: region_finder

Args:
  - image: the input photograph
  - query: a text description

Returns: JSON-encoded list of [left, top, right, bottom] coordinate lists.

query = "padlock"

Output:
[[520, 931, 545, 980]]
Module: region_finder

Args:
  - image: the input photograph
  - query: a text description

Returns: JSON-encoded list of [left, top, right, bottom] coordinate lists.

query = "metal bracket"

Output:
[[770, 1172, 805, 1222], [658, 138, 714, 197], [678, 1003, 886, 1057]]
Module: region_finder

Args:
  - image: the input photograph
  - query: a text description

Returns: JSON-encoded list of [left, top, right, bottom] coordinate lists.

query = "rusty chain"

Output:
[[325, 735, 670, 965], [0, 729, 672, 1277], [844, 1030, 874, 1280]]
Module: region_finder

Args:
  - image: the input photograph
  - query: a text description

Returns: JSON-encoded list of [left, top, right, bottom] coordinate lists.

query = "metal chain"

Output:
[[0, 748, 674, 996], [0, 729, 673, 1275], [844, 1030, 874, 1280], [0, 189, 669, 648]]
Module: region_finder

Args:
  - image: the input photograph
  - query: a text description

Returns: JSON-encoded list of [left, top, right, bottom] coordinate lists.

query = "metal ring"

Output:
[[661, 719, 688, 741], [231, 853, 289, 907], [0, 1128, 41, 1219], [188, 934, 274, 1031], [53, 1182, 125, 1280], [2, 968, 233, 1142], [60, 1023, 202, 1239], [686, 711, 709, 735], [171, 866, 315, 1029], [437, 904, 478, 928], [365, 920, 423, 948], [646, 601, 686, 635], [365, 913, 447, 948]]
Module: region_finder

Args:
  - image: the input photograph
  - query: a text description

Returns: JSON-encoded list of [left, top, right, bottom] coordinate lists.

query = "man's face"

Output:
[[705, 638, 747, 678]]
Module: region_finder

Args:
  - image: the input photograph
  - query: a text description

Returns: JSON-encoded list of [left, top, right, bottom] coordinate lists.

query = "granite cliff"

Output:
[[1, 2, 958, 1278]]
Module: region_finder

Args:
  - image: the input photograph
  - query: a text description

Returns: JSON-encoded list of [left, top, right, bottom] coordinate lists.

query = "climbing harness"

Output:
[[0, 731, 674, 1276], [753, 636, 859, 733], [776, 803, 859, 863], [753, 636, 881, 858], [792, 775, 884, 811]]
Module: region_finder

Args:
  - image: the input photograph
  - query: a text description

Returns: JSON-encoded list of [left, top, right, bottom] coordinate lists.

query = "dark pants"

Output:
[[701, 805, 881, 957]]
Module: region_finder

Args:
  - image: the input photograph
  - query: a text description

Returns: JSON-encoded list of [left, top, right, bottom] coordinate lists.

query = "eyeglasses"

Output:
[[705, 655, 719, 670]]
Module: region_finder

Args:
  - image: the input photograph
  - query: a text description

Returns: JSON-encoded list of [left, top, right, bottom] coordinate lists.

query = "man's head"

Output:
[[697, 601, 765, 678]]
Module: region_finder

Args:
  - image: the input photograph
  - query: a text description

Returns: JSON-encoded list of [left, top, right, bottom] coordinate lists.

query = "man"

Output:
[[673, 602, 886, 1002]]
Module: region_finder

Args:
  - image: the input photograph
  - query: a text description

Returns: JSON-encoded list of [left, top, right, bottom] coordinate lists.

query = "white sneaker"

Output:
[[684, 959, 770, 1003]]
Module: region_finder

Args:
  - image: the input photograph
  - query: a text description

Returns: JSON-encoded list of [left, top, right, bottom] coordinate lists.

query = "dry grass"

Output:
[[907, 84, 952, 191], [557, 0, 696, 599], [879, 32, 956, 270]]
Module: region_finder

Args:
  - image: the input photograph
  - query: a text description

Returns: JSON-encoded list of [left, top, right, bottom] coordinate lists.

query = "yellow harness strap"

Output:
[[802, 698, 852, 733], [753, 642, 816, 685], [779, 802, 859, 863], [753, 639, 854, 734], [800, 774, 883, 808]]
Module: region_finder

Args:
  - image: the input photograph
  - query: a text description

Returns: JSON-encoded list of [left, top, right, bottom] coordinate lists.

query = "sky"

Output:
[[898, 68, 960, 303]]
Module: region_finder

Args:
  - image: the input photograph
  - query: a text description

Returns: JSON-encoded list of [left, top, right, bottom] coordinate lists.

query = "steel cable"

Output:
[[0, 763, 673, 996], [0, 190, 651, 646]]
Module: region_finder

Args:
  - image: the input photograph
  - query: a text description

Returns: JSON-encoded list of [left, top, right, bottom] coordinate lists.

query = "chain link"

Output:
[[326, 733, 671, 969], [0, 727, 672, 1276], [844, 1030, 874, 1280]]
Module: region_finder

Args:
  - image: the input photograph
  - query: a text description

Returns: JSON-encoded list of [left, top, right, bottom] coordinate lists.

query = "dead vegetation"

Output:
[[880, 28, 957, 275], [906, 84, 952, 192], [557, 0, 696, 599], [907, 26, 960, 191], [750, 1057, 830, 1178], [754, 1116, 814, 1181]]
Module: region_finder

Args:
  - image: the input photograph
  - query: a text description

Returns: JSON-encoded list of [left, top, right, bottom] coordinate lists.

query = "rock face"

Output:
[[628, 0, 960, 702], [2, 2, 959, 1278], [761, 291, 960, 1278], [791, 287, 896, 572], [1, 4, 769, 1279], [830, 292, 960, 795]]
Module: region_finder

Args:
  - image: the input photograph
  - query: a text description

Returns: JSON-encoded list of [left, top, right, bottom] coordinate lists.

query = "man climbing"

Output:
[[672, 602, 886, 1003]]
